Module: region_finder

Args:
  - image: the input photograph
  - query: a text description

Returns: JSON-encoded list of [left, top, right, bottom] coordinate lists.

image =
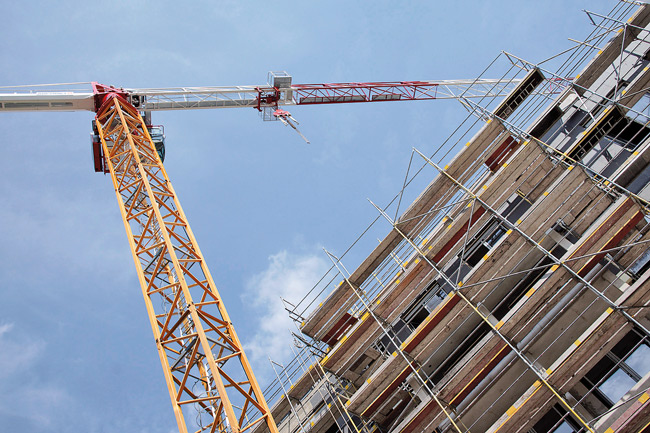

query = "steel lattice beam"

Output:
[[95, 95, 278, 433]]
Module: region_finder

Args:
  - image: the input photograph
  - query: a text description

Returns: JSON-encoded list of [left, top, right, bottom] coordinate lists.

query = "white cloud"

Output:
[[599, 369, 636, 403], [8, 385, 73, 428], [242, 249, 328, 382], [0, 323, 73, 430], [0, 323, 45, 380], [0, 323, 12, 337]]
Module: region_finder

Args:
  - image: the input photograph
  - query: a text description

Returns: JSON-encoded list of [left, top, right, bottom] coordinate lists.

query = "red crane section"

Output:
[[293, 81, 459, 105]]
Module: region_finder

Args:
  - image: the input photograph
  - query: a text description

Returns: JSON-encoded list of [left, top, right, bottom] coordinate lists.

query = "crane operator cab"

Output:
[[91, 121, 166, 173], [147, 125, 166, 163]]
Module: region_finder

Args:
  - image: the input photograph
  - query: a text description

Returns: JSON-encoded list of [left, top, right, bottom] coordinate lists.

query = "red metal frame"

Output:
[[292, 81, 442, 105], [92, 82, 130, 113], [255, 87, 281, 111]]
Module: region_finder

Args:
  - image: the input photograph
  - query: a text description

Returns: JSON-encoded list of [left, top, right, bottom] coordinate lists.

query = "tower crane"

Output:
[[0, 72, 563, 433]]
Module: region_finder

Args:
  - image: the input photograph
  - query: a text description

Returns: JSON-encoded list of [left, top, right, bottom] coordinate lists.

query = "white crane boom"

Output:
[[0, 75, 529, 113]]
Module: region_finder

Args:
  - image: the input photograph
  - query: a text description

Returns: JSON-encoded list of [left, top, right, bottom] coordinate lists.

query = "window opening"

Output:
[[427, 322, 491, 385], [529, 403, 585, 433], [579, 328, 650, 409], [628, 247, 650, 279], [491, 249, 565, 321], [501, 192, 533, 224], [373, 318, 413, 358], [400, 280, 449, 331], [552, 220, 580, 244], [460, 217, 508, 268]]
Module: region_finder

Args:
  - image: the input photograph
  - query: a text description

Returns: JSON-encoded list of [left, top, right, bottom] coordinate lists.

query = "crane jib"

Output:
[[0, 77, 547, 113]]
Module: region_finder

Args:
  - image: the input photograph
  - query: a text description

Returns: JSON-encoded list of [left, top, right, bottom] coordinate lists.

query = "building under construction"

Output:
[[253, 2, 650, 432]]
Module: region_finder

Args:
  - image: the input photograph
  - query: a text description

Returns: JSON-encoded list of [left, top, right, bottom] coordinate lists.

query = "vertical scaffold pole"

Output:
[[95, 94, 278, 433]]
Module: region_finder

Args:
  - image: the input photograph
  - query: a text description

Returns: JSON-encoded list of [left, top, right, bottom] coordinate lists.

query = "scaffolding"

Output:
[[256, 1, 650, 432]]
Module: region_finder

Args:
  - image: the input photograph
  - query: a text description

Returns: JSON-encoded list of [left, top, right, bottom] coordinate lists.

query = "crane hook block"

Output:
[[273, 109, 310, 144]]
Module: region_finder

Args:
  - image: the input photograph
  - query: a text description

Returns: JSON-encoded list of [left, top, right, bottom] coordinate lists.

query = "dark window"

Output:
[[501, 193, 532, 224], [373, 318, 416, 357], [428, 322, 491, 385], [529, 403, 585, 433], [400, 280, 449, 331], [491, 251, 564, 321], [553, 220, 580, 244], [530, 105, 564, 140], [629, 247, 650, 279], [605, 116, 650, 150], [460, 218, 508, 267]]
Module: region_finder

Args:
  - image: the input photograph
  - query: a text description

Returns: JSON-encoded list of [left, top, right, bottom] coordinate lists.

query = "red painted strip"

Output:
[[571, 198, 635, 262], [449, 342, 511, 406], [403, 294, 461, 353], [399, 344, 511, 433], [485, 136, 519, 172], [432, 206, 486, 264], [608, 390, 650, 431], [578, 211, 644, 278], [362, 367, 411, 417], [322, 312, 358, 346], [401, 400, 437, 433], [322, 316, 375, 367]]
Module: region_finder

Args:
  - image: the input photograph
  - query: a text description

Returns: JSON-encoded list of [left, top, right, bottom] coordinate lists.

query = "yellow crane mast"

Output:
[[95, 91, 278, 433]]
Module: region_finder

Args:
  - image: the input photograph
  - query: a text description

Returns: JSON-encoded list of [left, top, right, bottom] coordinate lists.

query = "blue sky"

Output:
[[0, 1, 616, 432]]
